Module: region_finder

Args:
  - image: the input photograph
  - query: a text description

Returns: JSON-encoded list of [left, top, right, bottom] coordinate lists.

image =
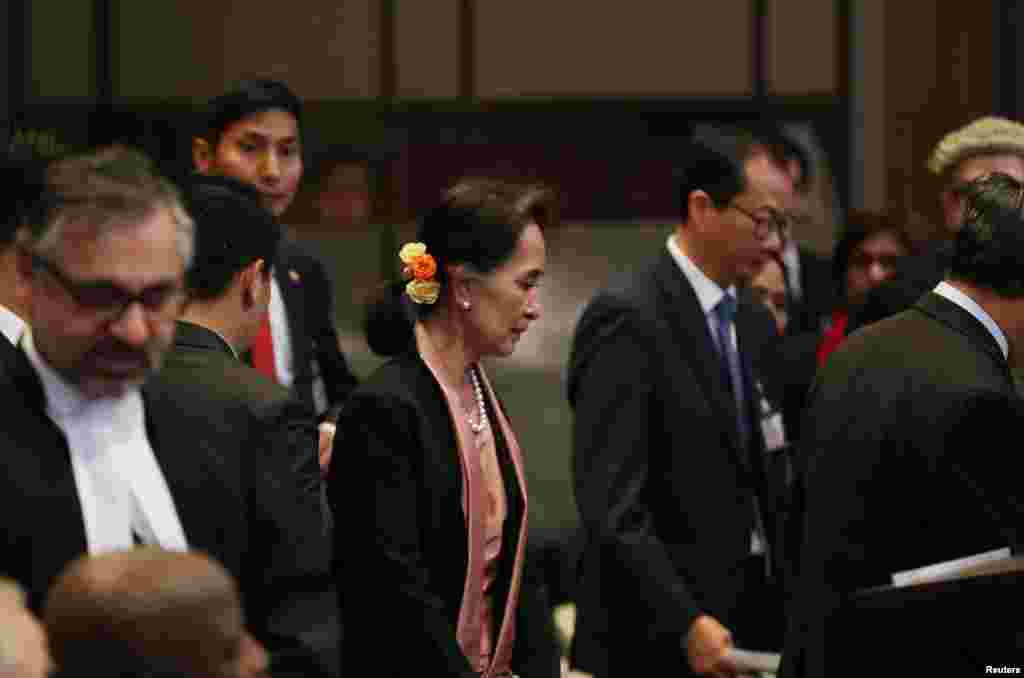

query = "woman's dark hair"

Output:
[[832, 209, 914, 302], [364, 178, 552, 356]]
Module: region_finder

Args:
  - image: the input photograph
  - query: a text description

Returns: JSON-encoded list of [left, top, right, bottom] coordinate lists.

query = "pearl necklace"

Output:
[[466, 366, 490, 446]]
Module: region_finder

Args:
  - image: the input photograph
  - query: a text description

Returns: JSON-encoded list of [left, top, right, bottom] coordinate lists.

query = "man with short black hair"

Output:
[[193, 79, 358, 416], [570, 131, 789, 678]]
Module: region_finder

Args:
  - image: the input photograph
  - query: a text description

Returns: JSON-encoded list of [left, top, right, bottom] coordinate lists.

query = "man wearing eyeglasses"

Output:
[[0, 146, 335, 678], [569, 130, 789, 678]]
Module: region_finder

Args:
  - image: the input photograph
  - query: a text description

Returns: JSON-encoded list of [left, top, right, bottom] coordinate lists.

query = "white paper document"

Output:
[[890, 547, 1012, 587], [725, 648, 781, 674]]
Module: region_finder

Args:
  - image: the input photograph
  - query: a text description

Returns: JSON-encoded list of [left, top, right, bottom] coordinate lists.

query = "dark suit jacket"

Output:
[[780, 292, 1024, 677], [0, 331, 18, 373], [0, 347, 337, 678], [786, 245, 835, 336], [326, 351, 560, 678], [164, 321, 324, 506], [274, 238, 359, 413], [568, 250, 785, 677]]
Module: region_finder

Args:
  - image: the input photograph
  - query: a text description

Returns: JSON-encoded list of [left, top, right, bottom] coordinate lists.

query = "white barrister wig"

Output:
[[928, 116, 1024, 175]]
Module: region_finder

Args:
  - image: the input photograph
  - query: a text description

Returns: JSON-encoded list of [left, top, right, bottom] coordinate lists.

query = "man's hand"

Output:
[[684, 614, 735, 677], [317, 422, 336, 476]]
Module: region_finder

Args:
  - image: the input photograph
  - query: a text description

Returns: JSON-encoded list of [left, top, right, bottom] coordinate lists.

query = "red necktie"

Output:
[[251, 314, 278, 381], [816, 309, 850, 368]]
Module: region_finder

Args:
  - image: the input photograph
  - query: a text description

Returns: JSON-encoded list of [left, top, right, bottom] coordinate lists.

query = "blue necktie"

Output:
[[714, 294, 749, 447]]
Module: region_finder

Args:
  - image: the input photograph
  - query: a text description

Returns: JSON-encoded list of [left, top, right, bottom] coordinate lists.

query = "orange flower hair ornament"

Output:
[[399, 242, 441, 304]]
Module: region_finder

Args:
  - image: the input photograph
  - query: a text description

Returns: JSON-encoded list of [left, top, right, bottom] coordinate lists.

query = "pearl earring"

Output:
[[462, 301, 471, 310]]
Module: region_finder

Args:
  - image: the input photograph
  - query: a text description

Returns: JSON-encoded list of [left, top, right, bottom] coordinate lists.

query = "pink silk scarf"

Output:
[[414, 324, 529, 677]]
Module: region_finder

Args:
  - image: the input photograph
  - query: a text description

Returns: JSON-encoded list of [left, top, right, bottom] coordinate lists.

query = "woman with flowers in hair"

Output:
[[327, 179, 559, 678]]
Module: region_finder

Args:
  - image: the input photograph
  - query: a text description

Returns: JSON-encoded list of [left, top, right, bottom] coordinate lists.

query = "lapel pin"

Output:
[[289, 269, 301, 284]]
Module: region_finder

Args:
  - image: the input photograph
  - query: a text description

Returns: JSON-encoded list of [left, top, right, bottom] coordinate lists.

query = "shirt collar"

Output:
[[212, 328, 239, 360], [666, 234, 735, 314], [0, 305, 26, 345], [933, 281, 1009, 359]]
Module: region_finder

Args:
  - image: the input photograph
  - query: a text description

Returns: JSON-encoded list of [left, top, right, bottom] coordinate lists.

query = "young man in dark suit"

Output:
[[568, 132, 790, 678], [0, 146, 335, 678], [192, 79, 358, 416], [166, 174, 325, 498], [166, 173, 339, 675], [780, 174, 1024, 677]]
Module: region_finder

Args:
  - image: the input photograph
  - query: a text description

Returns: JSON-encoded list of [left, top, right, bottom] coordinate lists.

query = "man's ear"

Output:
[[192, 137, 213, 174], [940, 188, 964, 231], [240, 259, 268, 310], [687, 190, 716, 231], [13, 241, 35, 287]]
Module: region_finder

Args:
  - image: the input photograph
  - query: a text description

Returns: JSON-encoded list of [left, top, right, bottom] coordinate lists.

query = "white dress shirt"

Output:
[[666, 235, 737, 351], [782, 240, 804, 302], [0, 304, 26, 345], [666, 236, 767, 556], [933, 281, 1009, 360], [268, 273, 329, 413], [268, 275, 295, 387], [22, 329, 188, 554]]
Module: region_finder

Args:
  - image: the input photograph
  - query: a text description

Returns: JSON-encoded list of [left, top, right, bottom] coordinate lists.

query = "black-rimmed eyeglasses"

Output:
[[728, 203, 790, 241], [26, 250, 187, 322]]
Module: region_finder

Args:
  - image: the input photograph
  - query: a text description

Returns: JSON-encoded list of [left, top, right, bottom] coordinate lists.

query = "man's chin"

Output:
[[263, 196, 293, 218], [78, 372, 149, 400]]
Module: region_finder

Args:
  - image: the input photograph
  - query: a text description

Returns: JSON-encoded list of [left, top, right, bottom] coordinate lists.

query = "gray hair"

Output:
[[29, 145, 194, 267]]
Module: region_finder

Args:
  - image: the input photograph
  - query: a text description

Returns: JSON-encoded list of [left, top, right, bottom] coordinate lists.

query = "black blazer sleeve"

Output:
[[306, 253, 359, 406], [244, 397, 340, 678], [570, 298, 701, 637], [329, 389, 478, 678]]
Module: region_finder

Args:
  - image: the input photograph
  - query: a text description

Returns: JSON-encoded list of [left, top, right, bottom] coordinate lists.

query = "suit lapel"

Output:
[[4, 349, 88, 595], [652, 252, 749, 472]]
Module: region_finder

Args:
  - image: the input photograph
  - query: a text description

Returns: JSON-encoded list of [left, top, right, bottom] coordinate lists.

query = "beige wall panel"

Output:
[[861, 1, 885, 211], [396, 0, 459, 98], [768, 0, 837, 94], [30, 0, 93, 98], [220, 0, 378, 99], [116, 1, 226, 99], [477, 2, 752, 97]]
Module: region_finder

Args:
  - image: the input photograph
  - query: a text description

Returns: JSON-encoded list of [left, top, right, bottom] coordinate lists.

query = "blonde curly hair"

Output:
[[928, 116, 1024, 176]]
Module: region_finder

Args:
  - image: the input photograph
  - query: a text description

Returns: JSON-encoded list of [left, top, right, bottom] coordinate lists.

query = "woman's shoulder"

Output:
[[349, 351, 439, 406], [338, 352, 454, 444]]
